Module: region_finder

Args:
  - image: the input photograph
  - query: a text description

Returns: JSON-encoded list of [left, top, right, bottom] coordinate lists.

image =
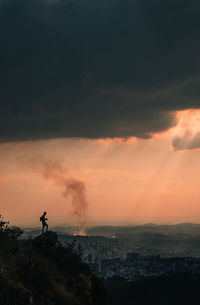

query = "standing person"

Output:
[[40, 212, 48, 234]]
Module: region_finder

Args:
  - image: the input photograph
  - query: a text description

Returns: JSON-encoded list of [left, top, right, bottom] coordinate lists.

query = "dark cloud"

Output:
[[1, 0, 200, 141]]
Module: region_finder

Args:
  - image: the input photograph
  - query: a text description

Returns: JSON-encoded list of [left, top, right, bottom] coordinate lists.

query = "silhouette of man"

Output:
[[40, 212, 48, 234]]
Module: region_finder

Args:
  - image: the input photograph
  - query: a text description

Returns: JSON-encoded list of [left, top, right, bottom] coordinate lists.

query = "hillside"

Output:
[[0, 222, 106, 305]]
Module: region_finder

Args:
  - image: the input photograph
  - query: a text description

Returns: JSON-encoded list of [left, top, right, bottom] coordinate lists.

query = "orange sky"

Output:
[[1, 109, 200, 226]]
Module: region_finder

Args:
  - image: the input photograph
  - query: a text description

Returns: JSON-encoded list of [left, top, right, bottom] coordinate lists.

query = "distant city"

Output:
[[22, 223, 200, 281]]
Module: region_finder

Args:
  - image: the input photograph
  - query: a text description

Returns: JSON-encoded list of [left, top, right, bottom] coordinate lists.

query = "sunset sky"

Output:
[[1, 0, 200, 226]]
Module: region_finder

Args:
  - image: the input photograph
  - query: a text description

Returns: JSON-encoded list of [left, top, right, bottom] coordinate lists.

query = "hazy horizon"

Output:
[[6, 213, 200, 228]]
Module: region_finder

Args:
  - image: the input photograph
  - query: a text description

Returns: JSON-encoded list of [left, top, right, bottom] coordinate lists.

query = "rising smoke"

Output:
[[38, 160, 88, 234]]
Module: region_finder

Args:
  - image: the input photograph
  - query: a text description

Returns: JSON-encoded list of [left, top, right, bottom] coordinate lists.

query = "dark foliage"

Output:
[[106, 274, 200, 305], [0, 222, 106, 305]]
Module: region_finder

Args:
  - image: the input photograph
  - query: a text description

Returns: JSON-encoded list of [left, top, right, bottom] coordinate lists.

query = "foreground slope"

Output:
[[0, 225, 106, 305]]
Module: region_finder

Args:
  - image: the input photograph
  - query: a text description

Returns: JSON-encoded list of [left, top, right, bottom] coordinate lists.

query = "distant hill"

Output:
[[86, 223, 200, 237]]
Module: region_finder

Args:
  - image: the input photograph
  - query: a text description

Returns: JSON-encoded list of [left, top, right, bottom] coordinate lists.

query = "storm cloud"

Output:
[[1, 0, 200, 141]]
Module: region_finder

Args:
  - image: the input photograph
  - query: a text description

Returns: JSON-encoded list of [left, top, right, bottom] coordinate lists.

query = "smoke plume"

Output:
[[40, 160, 88, 234]]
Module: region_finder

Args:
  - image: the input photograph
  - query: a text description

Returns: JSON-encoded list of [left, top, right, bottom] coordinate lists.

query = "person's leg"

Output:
[[42, 224, 44, 234], [43, 223, 48, 233]]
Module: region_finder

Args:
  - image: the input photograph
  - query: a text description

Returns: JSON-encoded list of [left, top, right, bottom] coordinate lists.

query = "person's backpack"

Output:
[[40, 215, 44, 222]]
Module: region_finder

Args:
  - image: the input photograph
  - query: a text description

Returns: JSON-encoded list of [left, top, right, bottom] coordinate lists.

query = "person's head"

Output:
[[44, 212, 47, 215]]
